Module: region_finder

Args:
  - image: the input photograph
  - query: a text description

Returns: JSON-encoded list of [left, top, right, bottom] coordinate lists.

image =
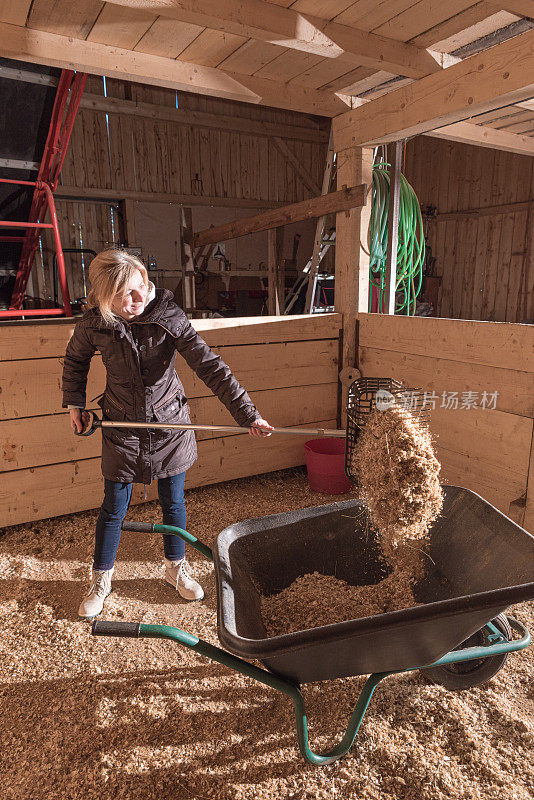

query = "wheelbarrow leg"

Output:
[[292, 671, 392, 765], [91, 620, 391, 765]]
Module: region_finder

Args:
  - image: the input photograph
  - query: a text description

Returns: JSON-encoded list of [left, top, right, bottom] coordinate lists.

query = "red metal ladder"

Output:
[[0, 69, 86, 319]]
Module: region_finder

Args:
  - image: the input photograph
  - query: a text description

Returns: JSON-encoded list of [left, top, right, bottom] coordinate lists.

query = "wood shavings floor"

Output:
[[0, 468, 532, 800]]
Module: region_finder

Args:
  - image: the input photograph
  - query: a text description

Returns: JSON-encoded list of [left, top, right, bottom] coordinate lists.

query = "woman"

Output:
[[63, 249, 272, 619]]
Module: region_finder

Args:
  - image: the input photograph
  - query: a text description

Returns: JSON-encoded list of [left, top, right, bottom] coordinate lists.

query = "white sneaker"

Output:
[[78, 568, 113, 619], [164, 558, 204, 601]]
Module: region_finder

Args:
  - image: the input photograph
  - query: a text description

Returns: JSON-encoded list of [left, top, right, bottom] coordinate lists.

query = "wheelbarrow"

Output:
[[92, 484, 533, 765]]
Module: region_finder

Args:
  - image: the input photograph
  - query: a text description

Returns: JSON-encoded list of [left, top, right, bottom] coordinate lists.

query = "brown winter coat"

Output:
[[62, 289, 260, 483]]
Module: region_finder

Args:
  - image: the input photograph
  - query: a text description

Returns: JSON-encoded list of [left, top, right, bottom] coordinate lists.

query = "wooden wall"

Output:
[[0, 313, 340, 526], [33, 75, 328, 303], [404, 136, 534, 323], [358, 313, 534, 533]]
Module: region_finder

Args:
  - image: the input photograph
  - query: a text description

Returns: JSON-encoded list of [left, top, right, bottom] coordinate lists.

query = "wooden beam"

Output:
[[0, 22, 348, 116], [119, 198, 137, 246], [493, 1, 534, 16], [80, 92, 329, 143], [193, 184, 366, 247], [425, 121, 534, 155], [103, 0, 442, 79], [272, 137, 321, 196], [56, 185, 281, 209], [429, 199, 533, 221], [267, 228, 280, 315], [333, 28, 534, 151], [334, 148, 373, 377]]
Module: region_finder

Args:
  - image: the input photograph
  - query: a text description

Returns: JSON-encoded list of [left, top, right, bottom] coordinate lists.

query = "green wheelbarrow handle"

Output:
[[91, 616, 531, 766]]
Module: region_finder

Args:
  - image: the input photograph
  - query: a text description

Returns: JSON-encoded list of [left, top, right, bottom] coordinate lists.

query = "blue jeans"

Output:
[[94, 473, 187, 570]]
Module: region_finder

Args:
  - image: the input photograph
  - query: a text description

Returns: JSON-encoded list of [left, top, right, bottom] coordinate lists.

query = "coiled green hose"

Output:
[[367, 162, 425, 315]]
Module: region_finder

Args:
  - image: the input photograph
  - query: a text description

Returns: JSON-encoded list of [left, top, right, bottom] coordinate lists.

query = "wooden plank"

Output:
[[0, 418, 338, 526], [1, 335, 338, 420], [267, 228, 280, 315], [433, 406, 532, 487], [0, 21, 347, 115], [57, 184, 280, 209], [86, 4, 155, 48], [0, 0, 31, 26], [102, 0, 442, 78], [374, 0, 485, 42], [356, 313, 534, 371], [0, 382, 337, 470], [335, 147, 373, 364], [333, 28, 534, 150], [426, 122, 534, 156], [497, 1, 534, 16], [27, 0, 103, 38], [359, 346, 534, 418], [410, 2, 498, 48], [134, 17, 204, 58], [177, 28, 246, 67], [272, 137, 320, 196], [437, 443, 530, 519], [0, 313, 341, 361], [193, 184, 366, 246]]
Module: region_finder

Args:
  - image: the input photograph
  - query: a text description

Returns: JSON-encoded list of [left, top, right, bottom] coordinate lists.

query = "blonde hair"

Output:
[[87, 249, 149, 325]]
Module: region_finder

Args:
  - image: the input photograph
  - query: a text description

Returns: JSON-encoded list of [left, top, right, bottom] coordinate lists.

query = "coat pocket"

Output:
[[99, 393, 127, 422]]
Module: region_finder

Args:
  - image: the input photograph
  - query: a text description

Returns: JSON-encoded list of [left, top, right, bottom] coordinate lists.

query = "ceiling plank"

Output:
[[27, 0, 104, 38], [217, 40, 282, 74], [0, 21, 348, 115], [426, 121, 534, 155], [333, 27, 534, 149], [102, 0, 443, 78], [373, 0, 486, 42], [494, 2, 534, 16], [86, 4, 156, 48], [333, 0, 417, 32], [134, 17, 204, 57], [0, 0, 32, 26], [409, 2, 499, 48], [177, 28, 247, 67]]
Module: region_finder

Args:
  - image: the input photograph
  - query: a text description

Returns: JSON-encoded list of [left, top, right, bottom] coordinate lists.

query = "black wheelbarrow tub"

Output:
[[213, 485, 534, 684]]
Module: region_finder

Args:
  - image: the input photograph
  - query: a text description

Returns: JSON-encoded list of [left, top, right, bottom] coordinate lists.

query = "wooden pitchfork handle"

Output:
[[74, 410, 345, 438]]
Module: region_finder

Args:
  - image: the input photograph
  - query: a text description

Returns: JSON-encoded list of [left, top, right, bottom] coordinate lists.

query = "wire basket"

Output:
[[345, 377, 430, 484]]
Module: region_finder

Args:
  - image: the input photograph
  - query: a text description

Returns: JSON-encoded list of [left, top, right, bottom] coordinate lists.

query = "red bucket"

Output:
[[304, 438, 352, 495]]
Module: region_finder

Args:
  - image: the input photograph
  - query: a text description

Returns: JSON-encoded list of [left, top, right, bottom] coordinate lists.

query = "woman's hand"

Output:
[[69, 408, 91, 434], [249, 418, 274, 437]]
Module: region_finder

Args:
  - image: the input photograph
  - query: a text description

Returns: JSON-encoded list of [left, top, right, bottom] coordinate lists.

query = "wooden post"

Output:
[[333, 145, 373, 376], [119, 198, 137, 246], [267, 227, 280, 315], [383, 140, 403, 315], [179, 206, 196, 313]]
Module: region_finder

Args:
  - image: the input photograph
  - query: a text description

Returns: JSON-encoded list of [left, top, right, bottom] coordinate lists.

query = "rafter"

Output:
[[103, 0, 444, 78], [333, 27, 534, 150], [426, 121, 534, 155], [493, 1, 534, 16], [0, 22, 348, 116]]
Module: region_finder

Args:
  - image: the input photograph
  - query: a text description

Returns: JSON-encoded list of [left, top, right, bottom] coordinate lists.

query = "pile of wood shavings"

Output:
[[261, 407, 443, 636], [353, 404, 443, 553], [1, 468, 532, 800], [261, 569, 418, 636]]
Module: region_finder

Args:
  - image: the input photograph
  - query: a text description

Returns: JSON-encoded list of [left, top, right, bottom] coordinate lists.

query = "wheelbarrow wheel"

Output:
[[421, 614, 512, 691]]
